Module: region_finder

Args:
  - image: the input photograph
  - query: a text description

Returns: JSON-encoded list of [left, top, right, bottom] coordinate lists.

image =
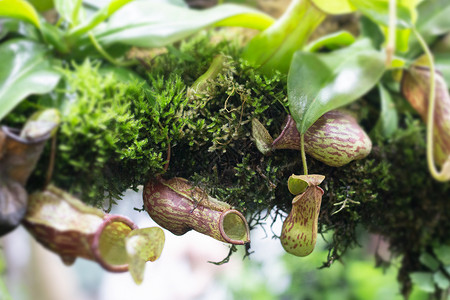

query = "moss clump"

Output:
[[18, 60, 188, 205], [5, 30, 450, 295]]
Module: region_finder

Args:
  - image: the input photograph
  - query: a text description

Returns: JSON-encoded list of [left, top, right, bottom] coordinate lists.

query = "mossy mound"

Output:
[[6, 30, 450, 296]]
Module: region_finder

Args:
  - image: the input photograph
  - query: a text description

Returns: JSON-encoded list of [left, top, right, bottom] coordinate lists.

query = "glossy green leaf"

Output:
[[445, 266, 450, 276], [251, 118, 273, 155], [0, 39, 61, 121], [360, 16, 385, 49], [69, 0, 134, 37], [408, 0, 450, 57], [41, 22, 70, 54], [350, 0, 412, 28], [419, 253, 440, 271], [351, 0, 420, 53], [410, 272, 435, 293], [0, 0, 41, 28], [373, 84, 398, 138], [54, 0, 82, 25], [433, 271, 450, 290], [435, 53, 450, 86], [27, 0, 54, 12], [416, 0, 450, 37], [433, 245, 450, 265], [0, 18, 40, 40], [390, 57, 406, 68], [126, 227, 165, 285], [93, 2, 274, 48], [288, 39, 386, 134], [391, 29, 411, 52], [242, 0, 325, 74], [305, 31, 355, 52], [311, 0, 356, 14]]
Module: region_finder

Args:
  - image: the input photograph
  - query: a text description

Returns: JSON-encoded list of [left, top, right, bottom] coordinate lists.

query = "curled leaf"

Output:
[[251, 118, 273, 155]]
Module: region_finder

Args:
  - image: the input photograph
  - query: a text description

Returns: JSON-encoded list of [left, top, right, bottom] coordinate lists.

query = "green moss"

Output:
[[4, 30, 450, 295]]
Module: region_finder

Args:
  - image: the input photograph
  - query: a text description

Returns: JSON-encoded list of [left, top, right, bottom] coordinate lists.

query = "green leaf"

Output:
[[40, 22, 70, 53], [410, 272, 436, 293], [350, 0, 420, 52], [242, 0, 325, 74], [373, 84, 398, 138], [416, 0, 450, 37], [435, 53, 450, 86], [360, 15, 385, 49], [311, 0, 356, 14], [288, 39, 386, 134], [419, 253, 440, 271], [93, 2, 274, 48], [27, 0, 54, 12], [0, 18, 40, 40], [69, 0, 134, 37], [54, 0, 83, 25], [305, 31, 356, 52], [0, 0, 41, 28], [433, 245, 450, 265], [433, 271, 450, 290], [126, 227, 165, 285], [408, 0, 450, 57], [350, 0, 413, 28], [251, 118, 273, 155], [445, 266, 450, 276], [0, 39, 61, 121]]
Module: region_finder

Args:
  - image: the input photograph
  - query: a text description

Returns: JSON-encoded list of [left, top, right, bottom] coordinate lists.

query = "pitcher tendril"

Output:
[[386, 0, 397, 67], [301, 134, 308, 175], [413, 27, 449, 182], [88, 32, 137, 67]]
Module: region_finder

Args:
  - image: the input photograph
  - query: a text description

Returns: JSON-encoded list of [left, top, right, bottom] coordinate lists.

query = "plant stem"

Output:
[[71, 0, 83, 27], [88, 32, 137, 67], [412, 27, 448, 182], [386, 0, 396, 66], [301, 134, 308, 175]]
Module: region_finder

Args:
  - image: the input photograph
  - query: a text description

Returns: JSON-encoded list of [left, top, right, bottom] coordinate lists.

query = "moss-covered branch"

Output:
[[5, 31, 450, 295]]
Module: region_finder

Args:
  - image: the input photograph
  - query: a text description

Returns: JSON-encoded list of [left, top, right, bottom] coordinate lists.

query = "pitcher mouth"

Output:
[[1, 126, 51, 144], [219, 210, 250, 245], [91, 215, 138, 272]]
